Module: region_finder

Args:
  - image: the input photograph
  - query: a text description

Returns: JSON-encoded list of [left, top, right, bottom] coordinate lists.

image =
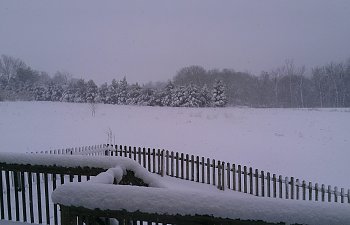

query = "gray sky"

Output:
[[0, 0, 350, 84]]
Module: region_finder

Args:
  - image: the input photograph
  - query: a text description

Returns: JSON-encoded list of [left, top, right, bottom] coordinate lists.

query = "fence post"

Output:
[[176, 152, 179, 178], [181, 153, 184, 179], [348, 189, 350, 203], [153, 149, 156, 173], [315, 183, 319, 201], [328, 185, 331, 202], [148, 148, 151, 172], [143, 148, 146, 169], [267, 172, 271, 197], [341, 188, 344, 203], [133, 147, 137, 161], [302, 180, 306, 200], [128, 146, 132, 158], [261, 171, 265, 197], [309, 182, 312, 201]]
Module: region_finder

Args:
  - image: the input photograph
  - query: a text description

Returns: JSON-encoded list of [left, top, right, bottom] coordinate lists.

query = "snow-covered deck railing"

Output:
[[52, 165, 350, 225], [0, 152, 148, 225]]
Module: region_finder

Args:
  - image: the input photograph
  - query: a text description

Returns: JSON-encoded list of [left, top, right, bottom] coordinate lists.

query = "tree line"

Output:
[[0, 54, 349, 108]]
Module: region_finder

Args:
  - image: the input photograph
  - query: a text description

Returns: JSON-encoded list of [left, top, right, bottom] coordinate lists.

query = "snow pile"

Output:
[[52, 159, 350, 225]]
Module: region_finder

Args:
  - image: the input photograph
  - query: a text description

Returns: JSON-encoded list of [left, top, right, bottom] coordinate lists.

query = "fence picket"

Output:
[[290, 177, 294, 200], [237, 165, 241, 192], [171, 152, 174, 177], [186, 154, 189, 180], [44, 173, 50, 224], [148, 148, 152, 171], [5, 171, 12, 220], [232, 164, 236, 191], [267, 172, 271, 197], [285, 177, 289, 199], [191, 155, 194, 181], [36, 173, 42, 224], [249, 167, 253, 195], [243, 166, 247, 193], [302, 180, 306, 200], [212, 159, 216, 186], [218, 160, 221, 190], [143, 148, 146, 168], [309, 182, 312, 201], [0, 171, 4, 219], [334, 186, 338, 203], [273, 174, 277, 198], [28, 172, 34, 223], [227, 163, 231, 189], [279, 175, 283, 198], [207, 158, 210, 184], [166, 151, 170, 176], [14, 172, 20, 221], [153, 149, 156, 173], [196, 156, 200, 182], [221, 161, 225, 191], [315, 183, 319, 201], [321, 184, 325, 202], [341, 188, 344, 203], [261, 171, 265, 197], [180, 153, 184, 179], [202, 157, 205, 183], [296, 179, 300, 200], [328, 185, 331, 202], [21, 172, 26, 222], [255, 169, 259, 196], [176, 152, 179, 178]]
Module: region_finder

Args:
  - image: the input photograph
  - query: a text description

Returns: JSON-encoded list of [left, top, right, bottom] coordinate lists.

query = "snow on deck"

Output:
[[51, 158, 350, 225]]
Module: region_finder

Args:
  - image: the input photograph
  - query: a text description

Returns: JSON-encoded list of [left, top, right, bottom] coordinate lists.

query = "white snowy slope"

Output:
[[52, 162, 350, 225], [0, 101, 349, 188]]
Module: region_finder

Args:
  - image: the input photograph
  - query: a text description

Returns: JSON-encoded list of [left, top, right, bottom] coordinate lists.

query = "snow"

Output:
[[0, 101, 349, 188], [51, 161, 350, 225]]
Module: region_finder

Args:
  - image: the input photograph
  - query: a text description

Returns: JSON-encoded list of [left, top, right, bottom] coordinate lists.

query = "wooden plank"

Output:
[[133, 147, 137, 161], [5, 170, 12, 220], [196, 156, 200, 182], [119, 145, 123, 156], [232, 164, 236, 191], [28, 172, 34, 223], [328, 185, 332, 202], [153, 149, 156, 173], [273, 174, 277, 198], [309, 182, 312, 201], [180, 153, 184, 179], [296, 179, 300, 200], [243, 166, 247, 193], [341, 188, 344, 203], [267, 172, 271, 197], [143, 148, 147, 168], [138, 147, 141, 165], [249, 167, 253, 195], [279, 175, 283, 198], [285, 177, 289, 199], [53, 173, 58, 225], [191, 155, 194, 181], [161, 150, 165, 176], [186, 154, 189, 180], [44, 173, 50, 224], [255, 169, 259, 196], [261, 171, 265, 197], [290, 177, 294, 200], [221, 161, 225, 191], [14, 172, 20, 221], [171, 152, 174, 177], [218, 161, 221, 190], [226, 163, 231, 189], [129, 146, 132, 159], [202, 157, 205, 183], [334, 186, 338, 203], [302, 180, 306, 200], [0, 170, 4, 219], [175, 152, 179, 178], [237, 165, 241, 192], [321, 184, 325, 202], [124, 146, 128, 157], [212, 159, 216, 186], [36, 173, 42, 224], [315, 183, 319, 201], [148, 148, 151, 172], [207, 158, 210, 184], [21, 171, 27, 222], [166, 150, 170, 176], [158, 149, 161, 174]]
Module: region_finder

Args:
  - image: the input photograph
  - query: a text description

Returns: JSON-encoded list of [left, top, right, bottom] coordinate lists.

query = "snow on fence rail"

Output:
[[61, 143, 350, 205]]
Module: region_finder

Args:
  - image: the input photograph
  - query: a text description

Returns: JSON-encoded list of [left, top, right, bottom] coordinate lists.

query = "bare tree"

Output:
[[0, 55, 26, 84]]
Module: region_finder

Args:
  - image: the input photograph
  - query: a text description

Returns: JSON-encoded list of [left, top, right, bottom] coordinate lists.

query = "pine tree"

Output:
[[97, 83, 109, 103], [171, 86, 187, 107], [86, 80, 98, 103], [161, 81, 174, 106], [212, 79, 227, 107], [117, 77, 128, 105], [200, 84, 212, 107], [183, 84, 201, 107], [107, 79, 118, 104], [127, 83, 141, 105]]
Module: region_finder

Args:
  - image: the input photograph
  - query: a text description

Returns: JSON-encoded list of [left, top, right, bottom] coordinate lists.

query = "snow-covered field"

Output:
[[0, 101, 349, 189]]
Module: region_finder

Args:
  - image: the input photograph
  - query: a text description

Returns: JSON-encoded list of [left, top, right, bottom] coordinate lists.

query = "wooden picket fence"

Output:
[[79, 143, 349, 205], [33, 143, 350, 204]]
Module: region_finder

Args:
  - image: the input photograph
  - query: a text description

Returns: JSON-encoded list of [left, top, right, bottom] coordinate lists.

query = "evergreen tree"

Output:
[[200, 84, 212, 107], [97, 83, 109, 103], [212, 80, 227, 107], [117, 77, 128, 105], [107, 79, 119, 104], [183, 84, 201, 107], [127, 83, 141, 105], [86, 80, 98, 103], [161, 81, 174, 106]]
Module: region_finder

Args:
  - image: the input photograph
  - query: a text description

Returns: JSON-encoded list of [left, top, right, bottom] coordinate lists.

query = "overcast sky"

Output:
[[0, 0, 350, 84]]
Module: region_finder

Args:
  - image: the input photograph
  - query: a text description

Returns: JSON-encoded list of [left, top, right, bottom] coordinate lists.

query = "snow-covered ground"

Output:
[[0, 101, 349, 189]]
